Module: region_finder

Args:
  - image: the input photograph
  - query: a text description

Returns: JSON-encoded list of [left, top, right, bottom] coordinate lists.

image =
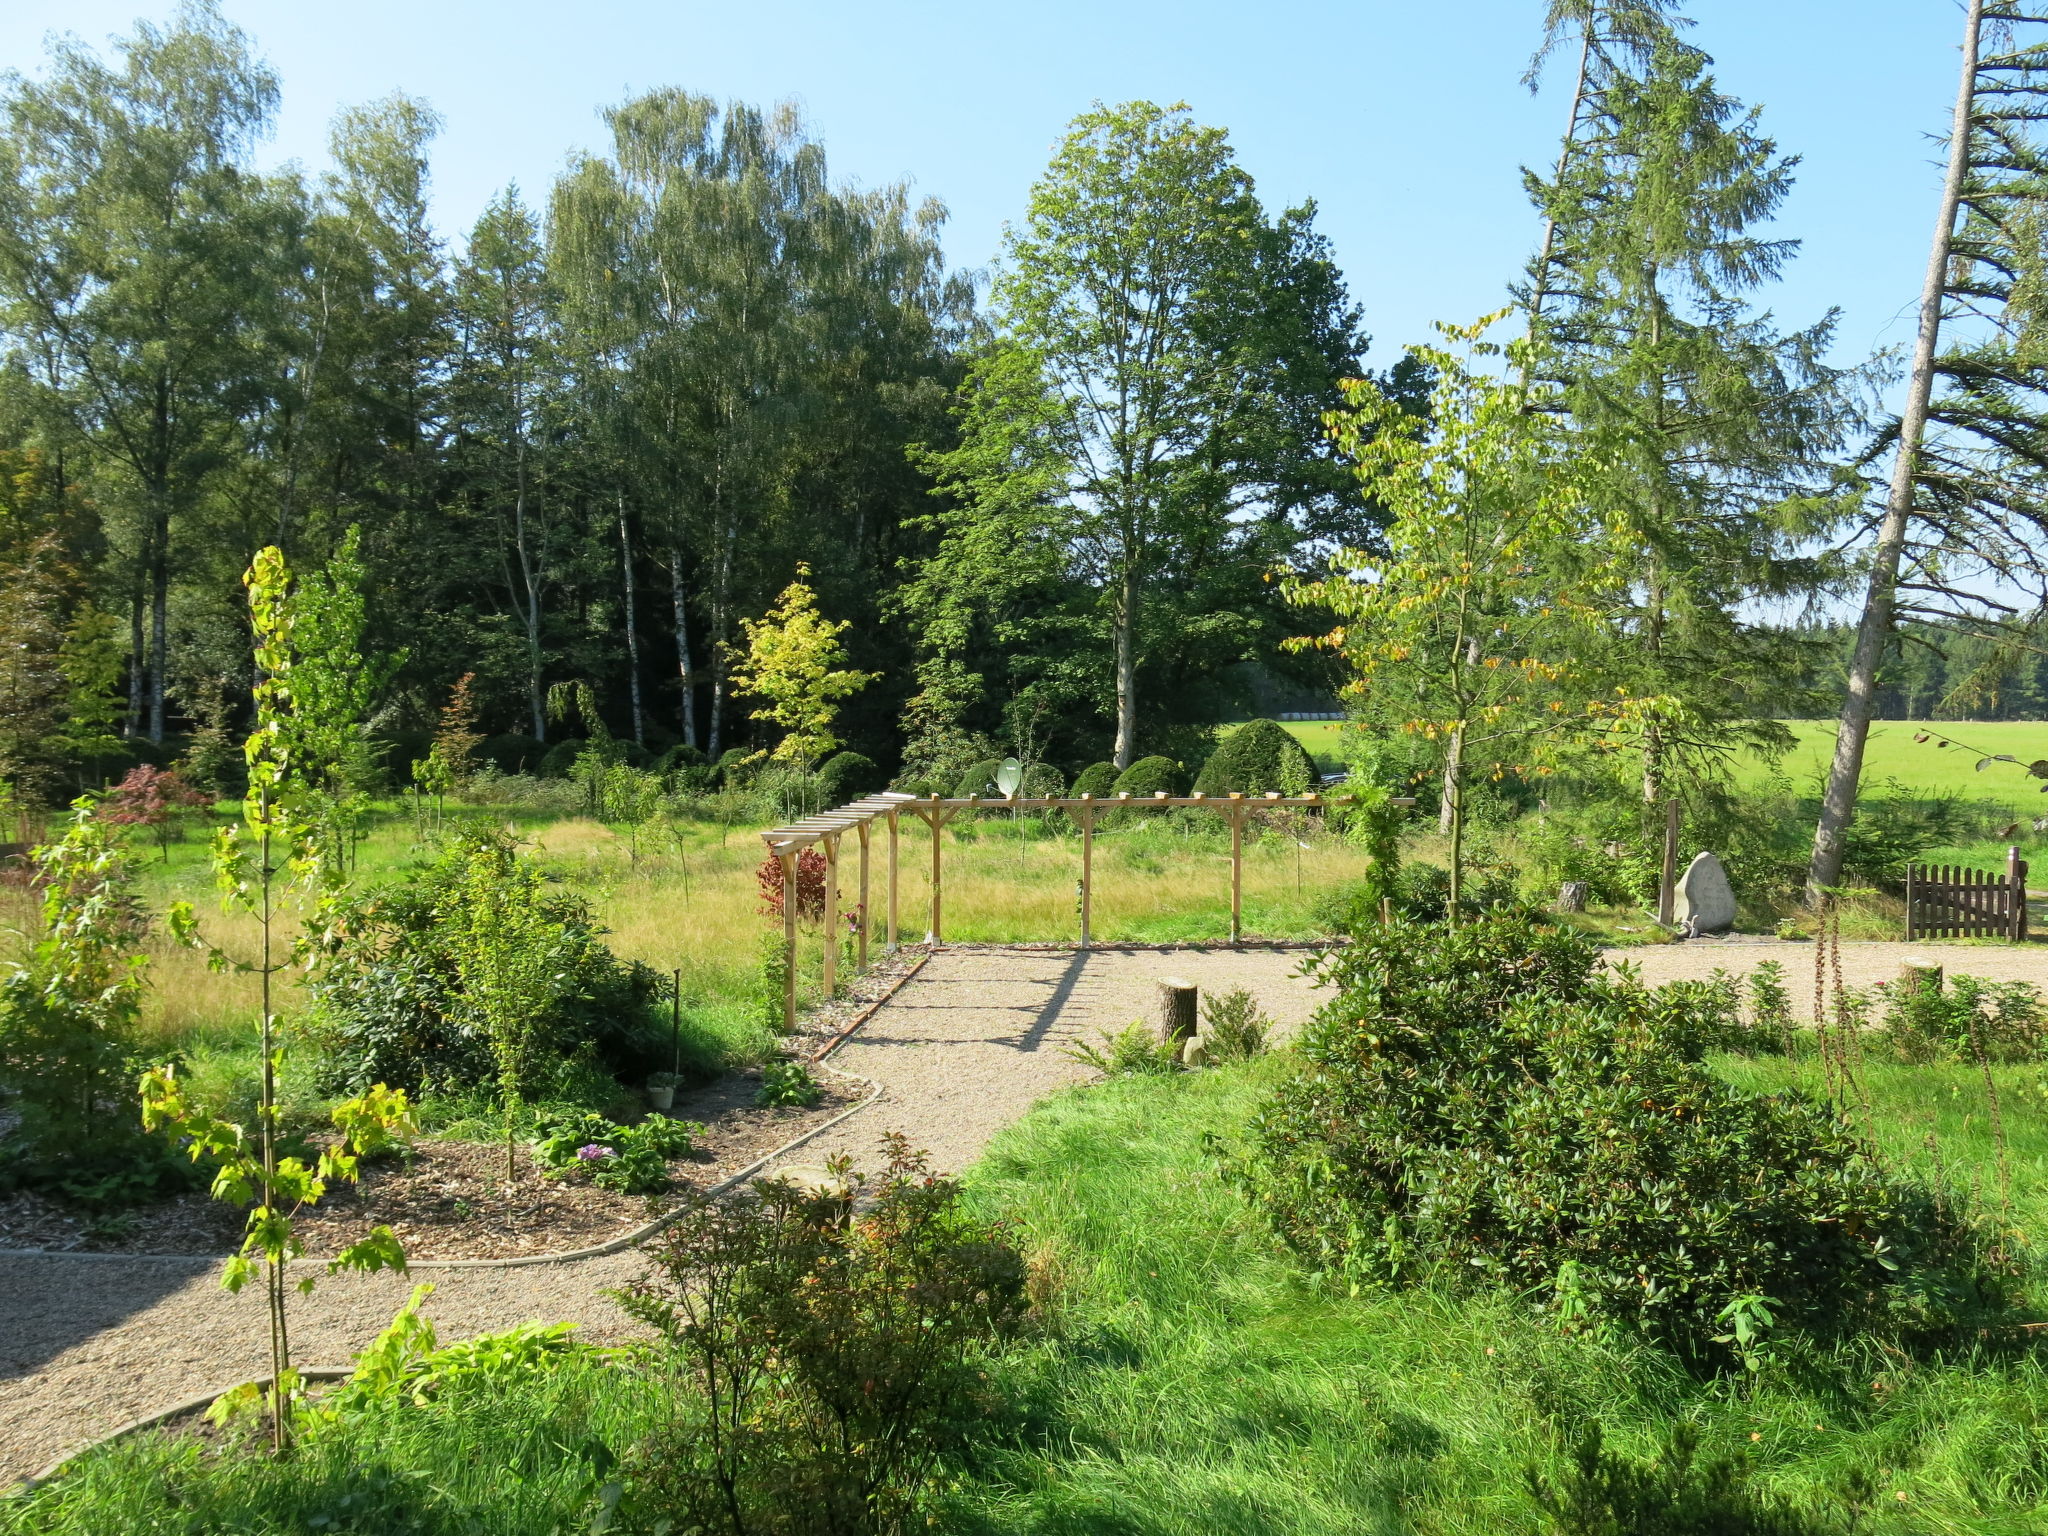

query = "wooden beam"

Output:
[[779, 850, 797, 1032], [886, 808, 900, 951], [821, 831, 840, 996], [856, 820, 871, 972]]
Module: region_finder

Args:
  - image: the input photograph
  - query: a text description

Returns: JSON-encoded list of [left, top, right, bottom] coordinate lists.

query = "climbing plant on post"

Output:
[[147, 546, 413, 1453]]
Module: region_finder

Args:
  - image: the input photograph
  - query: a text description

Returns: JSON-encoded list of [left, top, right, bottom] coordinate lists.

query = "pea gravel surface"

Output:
[[0, 944, 1323, 1486]]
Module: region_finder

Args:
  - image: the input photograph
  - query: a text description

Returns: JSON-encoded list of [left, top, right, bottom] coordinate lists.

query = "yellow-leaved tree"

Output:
[[730, 566, 878, 769], [1286, 317, 1664, 916]]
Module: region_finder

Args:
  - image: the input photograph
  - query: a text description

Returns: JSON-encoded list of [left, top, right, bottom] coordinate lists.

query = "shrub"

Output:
[[1881, 973, 2047, 1063], [306, 829, 673, 1097], [1110, 755, 1185, 798], [1747, 960, 1795, 1048], [1193, 718, 1318, 797], [531, 1108, 701, 1195], [756, 764, 828, 819], [816, 750, 882, 806], [658, 742, 707, 775], [98, 764, 211, 860], [757, 1059, 823, 1107], [1064, 1022, 1180, 1076], [1070, 760, 1118, 799], [613, 1139, 1027, 1536], [1201, 987, 1270, 1063], [1234, 910, 1995, 1365], [756, 848, 827, 922], [892, 775, 945, 799], [537, 737, 586, 779], [476, 733, 545, 775], [715, 747, 760, 788], [952, 757, 1004, 797]]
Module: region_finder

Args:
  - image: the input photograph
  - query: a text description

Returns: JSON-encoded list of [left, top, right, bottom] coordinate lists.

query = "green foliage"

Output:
[[1234, 910, 2000, 1364], [306, 828, 679, 1097], [814, 750, 880, 806], [729, 565, 878, 767], [756, 1059, 823, 1107], [1064, 1022, 1181, 1077], [1528, 1421, 1832, 1536], [478, 733, 545, 775], [1194, 719, 1317, 796], [537, 738, 585, 779], [1070, 760, 1118, 799], [951, 756, 1004, 797], [1881, 974, 2048, 1064], [530, 1108, 700, 1195], [1110, 755, 1186, 798], [1200, 987, 1270, 1064], [613, 1138, 1027, 1536]]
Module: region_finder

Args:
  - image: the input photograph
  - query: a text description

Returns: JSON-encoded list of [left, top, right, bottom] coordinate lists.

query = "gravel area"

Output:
[[0, 944, 1323, 1487], [1604, 937, 2048, 1014]]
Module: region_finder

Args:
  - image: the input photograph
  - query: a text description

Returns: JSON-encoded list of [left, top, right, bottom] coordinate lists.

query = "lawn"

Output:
[[1741, 721, 2048, 818]]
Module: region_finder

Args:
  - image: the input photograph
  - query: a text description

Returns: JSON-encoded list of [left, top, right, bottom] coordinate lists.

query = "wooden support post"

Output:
[[927, 799, 944, 945], [1229, 795, 1245, 944], [2013, 844, 2030, 943], [886, 809, 900, 951], [821, 832, 840, 997], [1904, 863, 1917, 942], [856, 821, 871, 973], [1657, 799, 1681, 928], [779, 850, 797, 1032], [1079, 799, 1095, 947]]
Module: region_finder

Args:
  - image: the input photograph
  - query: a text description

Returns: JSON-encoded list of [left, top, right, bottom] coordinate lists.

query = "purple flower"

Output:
[[576, 1144, 616, 1162]]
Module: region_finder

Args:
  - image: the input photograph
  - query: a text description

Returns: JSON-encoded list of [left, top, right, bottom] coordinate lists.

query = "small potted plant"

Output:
[[645, 1071, 680, 1111]]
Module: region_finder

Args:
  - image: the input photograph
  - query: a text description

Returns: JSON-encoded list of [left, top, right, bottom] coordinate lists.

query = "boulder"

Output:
[[1674, 851, 1737, 935]]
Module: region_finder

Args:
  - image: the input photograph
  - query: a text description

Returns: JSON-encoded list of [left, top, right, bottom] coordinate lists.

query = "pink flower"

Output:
[[576, 1144, 616, 1162]]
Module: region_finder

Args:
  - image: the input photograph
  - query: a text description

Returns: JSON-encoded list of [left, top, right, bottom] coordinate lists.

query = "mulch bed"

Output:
[[0, 1068, 860, 1261]]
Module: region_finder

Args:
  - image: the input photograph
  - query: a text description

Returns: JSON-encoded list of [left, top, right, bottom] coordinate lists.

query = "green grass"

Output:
[[1733, 720, 2048, 817]]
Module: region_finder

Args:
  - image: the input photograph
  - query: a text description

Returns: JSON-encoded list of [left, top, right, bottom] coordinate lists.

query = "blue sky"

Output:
[[1, 0, 1960, 373]]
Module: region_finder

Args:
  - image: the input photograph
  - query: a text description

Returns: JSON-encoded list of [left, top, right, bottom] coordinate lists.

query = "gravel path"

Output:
[[1604, 937, 2048, 1014], [0, 945, 1321, 1486]]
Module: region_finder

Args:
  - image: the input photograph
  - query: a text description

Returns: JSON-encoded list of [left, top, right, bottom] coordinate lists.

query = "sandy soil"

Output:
[[0, 944, 1320, 1487], [1603, 936, 2048, 1014]]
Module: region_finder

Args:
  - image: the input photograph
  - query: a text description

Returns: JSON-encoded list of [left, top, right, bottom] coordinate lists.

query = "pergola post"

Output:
[[1078, 798, 1095, 948], [779, 849, 798, 1031], [886, 808, 900, 951], [856, 821, 871, 972], [821, 832, 841, 996], [926, 796, 944, 944], [1228, 794, 1245, 944]]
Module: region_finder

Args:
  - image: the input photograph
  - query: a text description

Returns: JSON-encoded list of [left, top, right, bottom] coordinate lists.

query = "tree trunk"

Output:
[[1808, 0, 1981, 901], [512, 437, 546, 742], [670, 544, 697, 750], [619, 496, 644, 745], [1437, 726, 1464, 836], [1112, 568, 1139, 770], [147, 495, 169, 745], [125, 549, 146, 740]]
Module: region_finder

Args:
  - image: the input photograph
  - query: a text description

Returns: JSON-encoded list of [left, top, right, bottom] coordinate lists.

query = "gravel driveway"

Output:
[[0, 944, 1321, 1487], [1605, 936, 2048, 1014]]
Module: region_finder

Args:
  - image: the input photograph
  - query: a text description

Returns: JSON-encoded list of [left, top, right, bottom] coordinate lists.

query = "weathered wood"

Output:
[[929, 805, 943, 945], [1557, 880, 1589, 913], [856, 821, 871, 973], [885, 808, 900, 951], [1156, 978, 1198, 1046], [779, 851, 798, 1032], [1902, 852, 2027, 942], [1656, 800, 1680, 927], [821, 832, 840, 996], [1228, 796, 1245, 944], [1078, 799, 1096, 948], [1899, 961, 1943, 998]]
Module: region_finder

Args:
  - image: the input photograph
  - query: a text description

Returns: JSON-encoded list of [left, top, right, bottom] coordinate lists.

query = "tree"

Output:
[[0, 2, 284, 741], [1520, 1, 1861, 819], [911, 101, 1370, 768], [151, 544, 410, 1453], [729, 566, 877, 768], [100, 763, 210, 860], [1810, 0, 2048, 897], [1286, 322, 1643, 913]]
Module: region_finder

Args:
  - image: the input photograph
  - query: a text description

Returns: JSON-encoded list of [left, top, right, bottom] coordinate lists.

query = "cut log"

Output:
[[1556, 880, 1589, 914], [1898, 962, 1943, 999], [1156, 978, 1198, 1046]]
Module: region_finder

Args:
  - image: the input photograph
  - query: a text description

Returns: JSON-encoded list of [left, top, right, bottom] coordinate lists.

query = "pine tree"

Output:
[[1811, 0, 2048, 896]]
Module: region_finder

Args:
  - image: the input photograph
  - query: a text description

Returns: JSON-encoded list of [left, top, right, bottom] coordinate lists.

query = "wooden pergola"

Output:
[[759, 788, 1341, 1030]]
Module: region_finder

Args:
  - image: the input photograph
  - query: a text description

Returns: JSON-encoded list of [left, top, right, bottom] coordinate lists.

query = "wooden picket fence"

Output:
[[1902, 846, 2030, 941]]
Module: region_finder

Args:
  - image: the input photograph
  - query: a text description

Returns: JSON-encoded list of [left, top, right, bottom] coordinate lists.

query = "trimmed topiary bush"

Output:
[[817, 751, 882, 806], [478, 733, 545, 775], [1070, 761, 1118, 799], [714, 747, 759, 788], [1110, 755, 1186, 798], [1234, 909, 2004, 1366], [1194, 718, 1318, 797], [538, 738, 586, 779], [952, 758, 1004, 798]]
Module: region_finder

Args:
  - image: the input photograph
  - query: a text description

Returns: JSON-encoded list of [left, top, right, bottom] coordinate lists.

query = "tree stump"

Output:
[[1156, 978, 1198, 1047], [1898, 962, 1943, 999], [1556, 881, 1589, 913]]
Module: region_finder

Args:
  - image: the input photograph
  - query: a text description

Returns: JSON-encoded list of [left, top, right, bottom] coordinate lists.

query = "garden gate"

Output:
[[1902, 845, 2030, 941]]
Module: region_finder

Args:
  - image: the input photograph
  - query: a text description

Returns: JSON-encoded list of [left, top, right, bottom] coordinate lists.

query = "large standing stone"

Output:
[[1674, 851, 1737, 935]]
